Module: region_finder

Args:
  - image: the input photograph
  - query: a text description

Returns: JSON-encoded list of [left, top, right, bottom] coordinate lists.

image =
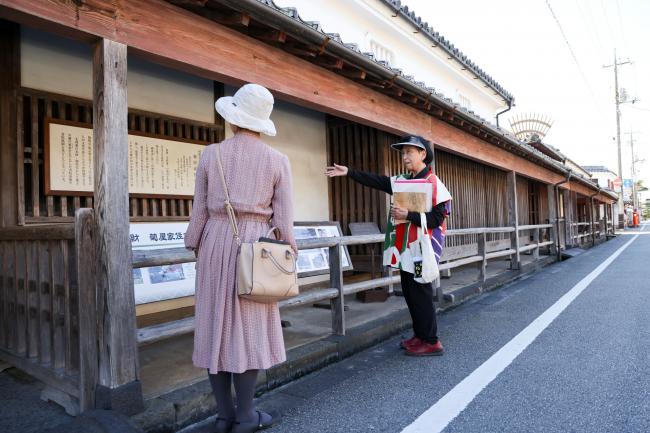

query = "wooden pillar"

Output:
[[92, 39, 142, 414], [506, 171, 520, 270], [589, 197, 595, 246], [329, 243, 345, 335], [563, 189, 572, 248], [0, 21, 19, 228], [547, 184, 558, 256]]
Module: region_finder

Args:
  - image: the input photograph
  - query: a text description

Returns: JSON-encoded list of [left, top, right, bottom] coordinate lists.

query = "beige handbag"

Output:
[[215, 144, 299, 304]]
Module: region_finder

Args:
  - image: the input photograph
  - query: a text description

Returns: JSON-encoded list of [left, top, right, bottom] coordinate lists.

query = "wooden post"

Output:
[[533, 228, 540, 261], [75, 209, 98, 412], [506, 171, 520, 270], [563, 190, 572, 248], [477, 231, 487, 283], [0, 21, 19, 228], [329, 243, 345, 336], [92, 39, 142, 414], [590, 197, 595, 246], [547, 184, 558, 256]]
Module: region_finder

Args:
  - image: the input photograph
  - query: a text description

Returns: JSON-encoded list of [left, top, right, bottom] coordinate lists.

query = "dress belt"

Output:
[[209, 213, 271, 223]]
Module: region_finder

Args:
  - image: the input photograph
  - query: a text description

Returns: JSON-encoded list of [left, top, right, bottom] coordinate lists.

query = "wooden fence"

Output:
[[0, 209, 96, 413], [133, 223, 554, 346]]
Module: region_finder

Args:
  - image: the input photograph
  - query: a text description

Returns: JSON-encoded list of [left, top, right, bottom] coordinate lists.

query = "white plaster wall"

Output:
[[224, 86, 329, 222], [20, 27, 214, 123], [273, 0, 507, 120]]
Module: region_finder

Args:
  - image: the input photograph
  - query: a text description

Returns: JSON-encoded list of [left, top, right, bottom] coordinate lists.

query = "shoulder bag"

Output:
[[215, 144, 299, 304]]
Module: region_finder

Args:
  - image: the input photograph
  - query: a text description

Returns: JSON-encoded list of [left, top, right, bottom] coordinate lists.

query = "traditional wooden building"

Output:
[[0, 0, 616, 418]]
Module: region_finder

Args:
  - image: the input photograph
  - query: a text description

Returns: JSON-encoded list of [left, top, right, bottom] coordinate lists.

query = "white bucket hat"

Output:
[[215, 83, 277, 136]]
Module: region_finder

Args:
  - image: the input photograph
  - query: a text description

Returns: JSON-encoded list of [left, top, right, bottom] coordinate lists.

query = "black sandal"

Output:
[[215, 417, 234, 433], [231, 410, 281, 433]]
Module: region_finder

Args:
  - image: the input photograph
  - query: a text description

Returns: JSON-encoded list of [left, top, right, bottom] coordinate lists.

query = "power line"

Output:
[[544, 0, 606, 117]]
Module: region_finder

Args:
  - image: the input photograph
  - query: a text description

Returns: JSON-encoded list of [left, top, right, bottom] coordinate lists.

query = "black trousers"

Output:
[[400, 270, 438, 343]]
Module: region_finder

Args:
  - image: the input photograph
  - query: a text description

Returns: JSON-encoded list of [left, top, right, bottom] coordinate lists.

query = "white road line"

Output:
[[401, 234, 640, 433]]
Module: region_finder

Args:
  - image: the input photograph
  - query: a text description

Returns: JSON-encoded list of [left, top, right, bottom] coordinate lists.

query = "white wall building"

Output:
[[272, 0, 513, 121]]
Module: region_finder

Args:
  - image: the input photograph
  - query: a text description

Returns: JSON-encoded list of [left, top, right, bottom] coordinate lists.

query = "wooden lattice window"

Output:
[[17, 88, 224, 225]]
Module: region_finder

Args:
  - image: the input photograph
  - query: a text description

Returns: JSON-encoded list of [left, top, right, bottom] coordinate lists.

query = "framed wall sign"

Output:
[[44, 118, 207, 198]]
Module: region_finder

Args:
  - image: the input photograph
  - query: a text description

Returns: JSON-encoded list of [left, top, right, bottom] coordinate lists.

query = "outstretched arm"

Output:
[[325, 163, 392, 194]]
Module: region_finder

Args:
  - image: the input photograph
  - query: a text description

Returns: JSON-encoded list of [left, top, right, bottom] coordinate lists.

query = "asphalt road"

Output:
[[184, 225, 650, 433]]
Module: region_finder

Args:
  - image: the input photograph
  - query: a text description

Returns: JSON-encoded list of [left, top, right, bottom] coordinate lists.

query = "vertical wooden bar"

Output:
[[38, 240, 52, 365], [17, 95, 25, 225], [51, 240, 66, 370], [45, 99, 55, 217], [590, 197, 596, 246], [507, 171, 520, 269], [0, 21, 19, 228], [27, 241, 39, 359], [533, 228, 540, 260], [0, 242, 7, 348], [15, 241, 26, 355], [93, 39, 142, 413], [563, 189, 572, 248], [477, 231, 487, 283], [75, 209, 97, 412], [329, 243, 345, 336], [547, 184, 558, 256], [31, 98, 40, 218]]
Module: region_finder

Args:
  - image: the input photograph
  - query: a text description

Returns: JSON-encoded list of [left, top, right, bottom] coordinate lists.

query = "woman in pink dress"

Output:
[[185, 84, 296, 433]]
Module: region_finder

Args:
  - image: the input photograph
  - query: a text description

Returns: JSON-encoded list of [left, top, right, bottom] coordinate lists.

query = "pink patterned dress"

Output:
[[184, 132, 296, 374]]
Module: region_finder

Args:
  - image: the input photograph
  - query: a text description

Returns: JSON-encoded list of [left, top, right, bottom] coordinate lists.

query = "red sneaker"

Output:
[[405, 340, 444, 356], [399, 336, 422, 350]]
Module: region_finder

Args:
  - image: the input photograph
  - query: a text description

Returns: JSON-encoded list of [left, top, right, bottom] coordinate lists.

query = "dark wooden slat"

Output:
[[15, 241, 26, 355], [17, 96, 25, 225], [328, 243, 345, 336], [27, 241, 39, 359], [38, 240, 52, 365], [50, 240, 66, 370], [75, 209, 97, 412], [31, 99, 40, 217]]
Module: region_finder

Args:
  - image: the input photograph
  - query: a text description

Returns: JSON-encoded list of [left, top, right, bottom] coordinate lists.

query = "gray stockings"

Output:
[[208, 369, 259, 423]]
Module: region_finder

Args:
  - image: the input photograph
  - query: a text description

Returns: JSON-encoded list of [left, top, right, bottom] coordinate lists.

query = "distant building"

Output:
[[583, 166, 618, 190]]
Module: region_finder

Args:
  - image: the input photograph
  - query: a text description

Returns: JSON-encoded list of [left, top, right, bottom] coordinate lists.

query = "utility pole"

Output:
[[625, 130, 638, 210], [604, 50, 632, 226]]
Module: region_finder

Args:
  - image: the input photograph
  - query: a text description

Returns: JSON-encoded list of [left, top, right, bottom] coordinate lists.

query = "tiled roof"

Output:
[[378, 0, 514, 102], [257, 0, 513, 103], [220, 1, 613, 198], [582, 165, 615, 173]]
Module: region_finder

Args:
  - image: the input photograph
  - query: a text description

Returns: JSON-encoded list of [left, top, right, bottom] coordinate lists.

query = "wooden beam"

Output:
[[316, 57, 344, 70], [339, 69, 366, 80], [251, 29, 286, 43], [92, 38, 142, 414], [0, 0, 608, 193]]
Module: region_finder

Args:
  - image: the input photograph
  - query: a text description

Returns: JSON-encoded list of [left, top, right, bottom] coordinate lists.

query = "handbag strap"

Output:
[[215, 145, 283, 246], [215, 144, 242, 246]]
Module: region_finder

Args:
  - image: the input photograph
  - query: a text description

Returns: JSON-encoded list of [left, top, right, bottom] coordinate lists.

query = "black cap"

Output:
[[390, 135, 433, 165]]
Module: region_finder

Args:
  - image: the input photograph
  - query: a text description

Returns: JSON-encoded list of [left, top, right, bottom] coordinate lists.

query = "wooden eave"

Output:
[[0, 0, 611, 200]]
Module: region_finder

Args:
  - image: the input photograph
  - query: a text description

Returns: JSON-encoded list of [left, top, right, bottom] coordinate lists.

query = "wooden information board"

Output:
[[44, 118, 207, 198]]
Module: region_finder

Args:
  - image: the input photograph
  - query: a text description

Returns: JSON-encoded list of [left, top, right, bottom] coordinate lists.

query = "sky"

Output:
[[402, 0, 650, 203]]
